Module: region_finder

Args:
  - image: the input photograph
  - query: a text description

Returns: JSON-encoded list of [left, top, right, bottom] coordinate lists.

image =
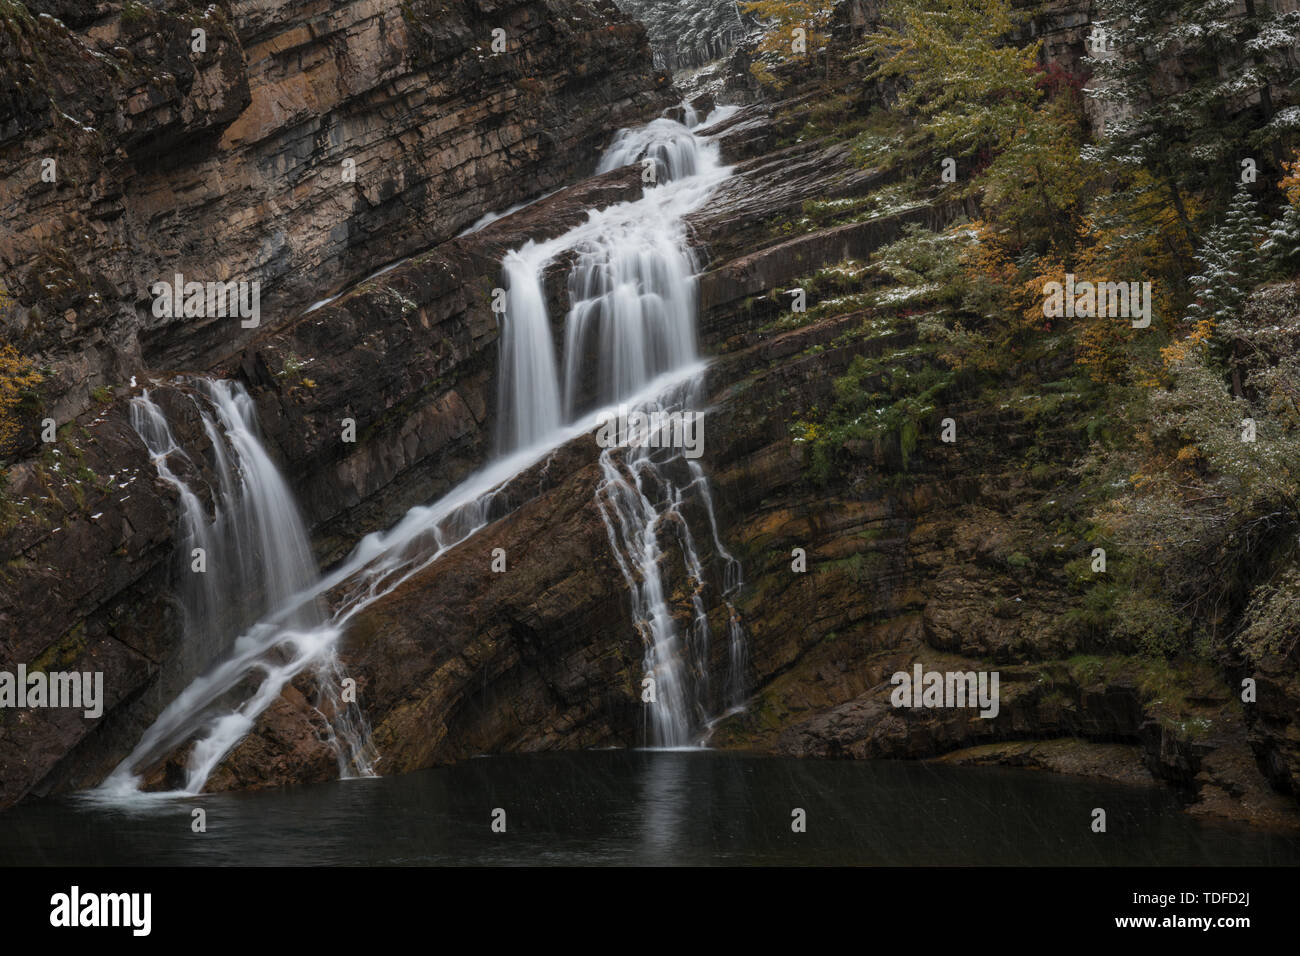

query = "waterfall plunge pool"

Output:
[[4, 752, 1298, 866]]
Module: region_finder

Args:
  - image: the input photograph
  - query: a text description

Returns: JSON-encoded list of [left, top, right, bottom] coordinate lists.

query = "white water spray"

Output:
[[595, 382, 750, 747]]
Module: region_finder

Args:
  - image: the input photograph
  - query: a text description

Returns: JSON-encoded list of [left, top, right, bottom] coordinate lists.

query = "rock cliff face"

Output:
[[154, 95, 1295, 830], [209, 83, 1300, 830], [1, 0, 669, 424], [3, 0, 1298, 833], [613, 0, 749, 71], [0, 0, 671, 810]]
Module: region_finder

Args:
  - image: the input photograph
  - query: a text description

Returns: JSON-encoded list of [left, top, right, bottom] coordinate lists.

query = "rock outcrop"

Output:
[[1, 0, 670, 424], [0, 0, 671, 810], [613, 0, 749, 72]]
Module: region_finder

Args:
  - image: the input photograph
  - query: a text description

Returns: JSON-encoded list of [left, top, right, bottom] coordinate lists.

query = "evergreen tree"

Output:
[[1087, 0, 1300, 232], [741, 0, 834, 86], [0, 337, 42, 457], [1262, 203, 1300, 274], [1262, 150, 1300, 274], [862, 0, 1041, 160], [1185, 183, 1269, 327]]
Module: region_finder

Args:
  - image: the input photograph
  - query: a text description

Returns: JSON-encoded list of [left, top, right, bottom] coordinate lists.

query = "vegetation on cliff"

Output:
[[754, 0, 1300, 674], [0, 286, 43, 459]]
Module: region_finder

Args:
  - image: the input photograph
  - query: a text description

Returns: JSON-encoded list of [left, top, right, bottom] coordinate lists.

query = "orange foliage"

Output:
[[1280, 149, 1300, 207]]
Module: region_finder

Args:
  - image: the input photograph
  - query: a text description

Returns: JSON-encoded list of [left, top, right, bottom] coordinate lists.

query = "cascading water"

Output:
[[560, 227, 700, 420], [102, 105, 747, 799], [496, 254, 564, 452], [103, 390, 623, 797], [126, 381, 323, 697], [128, 396, 226, 690], [496, 111, 730, 445], [597, 117, 702, 182], [594, 384, 750, 747], [106, 379, 367, 793], [495, 106, 751, 745]]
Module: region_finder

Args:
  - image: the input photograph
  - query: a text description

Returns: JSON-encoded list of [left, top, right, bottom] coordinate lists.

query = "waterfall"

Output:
[[127, 396, 225, 688], [560, 226, 700, 420], [496, 254, 563, 452], [104, 380, 370, 794], [495, 105, 751, 745], [101, 105, 746, 798], [597, 117, 703, 184], [103, 392, 632, 797], [594, 383, 750, 747], [497, 106, 736, 449], [126, 381, 322, 694]]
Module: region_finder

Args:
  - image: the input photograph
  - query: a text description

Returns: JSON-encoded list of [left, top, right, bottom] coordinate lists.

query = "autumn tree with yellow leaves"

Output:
[[740, 0, 833, 86], [0, 286, 43, 457]]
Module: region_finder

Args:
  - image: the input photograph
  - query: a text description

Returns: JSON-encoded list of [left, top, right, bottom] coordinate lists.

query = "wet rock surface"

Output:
[[0, 0, 669, 809]]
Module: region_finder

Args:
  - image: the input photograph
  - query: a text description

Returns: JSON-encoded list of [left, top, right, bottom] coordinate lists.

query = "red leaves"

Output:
[[1033, 60, 1088, 99]]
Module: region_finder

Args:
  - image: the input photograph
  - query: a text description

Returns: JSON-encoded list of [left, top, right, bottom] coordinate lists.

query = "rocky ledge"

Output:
[[1, 0, 671, 424]]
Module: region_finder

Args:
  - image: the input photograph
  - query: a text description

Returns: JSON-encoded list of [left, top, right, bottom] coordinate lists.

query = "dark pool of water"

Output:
[[3, 751, 1298, 866]]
